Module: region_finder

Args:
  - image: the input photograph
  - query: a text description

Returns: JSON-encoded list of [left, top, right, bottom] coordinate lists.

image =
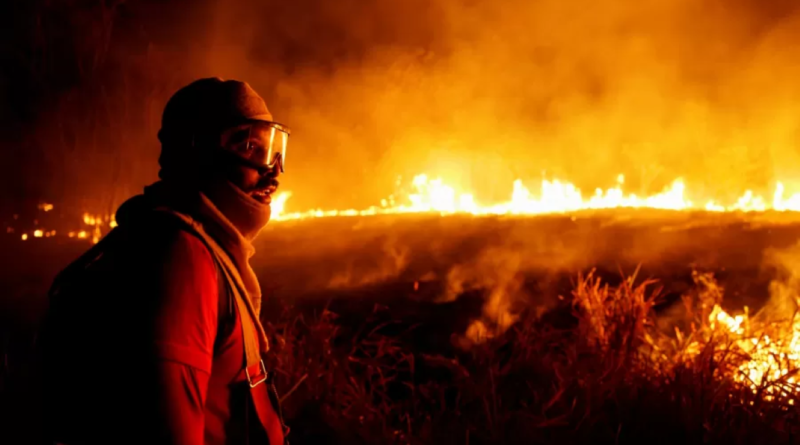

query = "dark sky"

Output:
[[3, 0, 800, 218]]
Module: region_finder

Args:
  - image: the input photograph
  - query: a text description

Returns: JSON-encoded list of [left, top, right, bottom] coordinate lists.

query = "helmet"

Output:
[[158, 77, 291, 176]]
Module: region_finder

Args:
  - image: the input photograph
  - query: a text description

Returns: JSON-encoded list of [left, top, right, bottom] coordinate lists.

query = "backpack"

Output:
[[37, 211, 288, 443]]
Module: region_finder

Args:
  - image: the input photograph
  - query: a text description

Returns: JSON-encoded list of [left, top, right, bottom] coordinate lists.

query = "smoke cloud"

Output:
[[4, 0, 800, 214]]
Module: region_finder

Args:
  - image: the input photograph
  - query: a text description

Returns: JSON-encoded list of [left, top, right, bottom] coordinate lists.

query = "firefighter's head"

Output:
[[158, 78, 291, 236]]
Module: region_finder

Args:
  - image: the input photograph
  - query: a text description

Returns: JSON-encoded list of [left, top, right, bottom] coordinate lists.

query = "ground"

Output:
[[3, 211, 800, 444]]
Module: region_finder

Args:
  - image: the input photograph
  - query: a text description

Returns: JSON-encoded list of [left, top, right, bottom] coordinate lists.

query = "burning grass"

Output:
[[14, 172, 800, 245], [266, 270, 800, 445]]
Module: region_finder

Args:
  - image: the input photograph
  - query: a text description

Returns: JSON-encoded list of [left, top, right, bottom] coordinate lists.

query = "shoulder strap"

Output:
[[213, 258, 236, 348], [149, 209, 287, 444], [150, 209, 268, 352]]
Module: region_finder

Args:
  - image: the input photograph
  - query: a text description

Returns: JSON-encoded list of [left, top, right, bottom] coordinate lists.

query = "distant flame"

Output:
[[271, 174, 800, 221], [15, 173, 800, 241], [270, 191, 292, 219]]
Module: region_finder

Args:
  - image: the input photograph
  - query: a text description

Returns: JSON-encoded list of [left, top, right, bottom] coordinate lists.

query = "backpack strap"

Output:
[[213, 258, 236, 348], [150, 209, 288, 444]]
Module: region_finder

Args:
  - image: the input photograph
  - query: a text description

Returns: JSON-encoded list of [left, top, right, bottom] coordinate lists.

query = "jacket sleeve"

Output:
[[143, 230, 220, 444], [155, 361, 211, 444]]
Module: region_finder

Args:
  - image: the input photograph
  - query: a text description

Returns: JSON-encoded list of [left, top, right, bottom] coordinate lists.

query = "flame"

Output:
[[77, 213, 115, 243], [270, 191, 292, 218], [15, 173, 800, 241], [83, 213, 102, 226], [271, 174, 800, 221], [706, 304, 800, 401]]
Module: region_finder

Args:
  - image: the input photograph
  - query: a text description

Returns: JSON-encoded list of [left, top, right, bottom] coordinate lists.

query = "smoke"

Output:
[[440, 246, 526, 346], [761, 241, 800, 322], [326, 233, 411, 289], [203, 0, 800, 211], [5, 0, 800, 214]]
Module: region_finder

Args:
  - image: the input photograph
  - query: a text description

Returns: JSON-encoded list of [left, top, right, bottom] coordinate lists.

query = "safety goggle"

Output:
[[219, 121, 291, 173]]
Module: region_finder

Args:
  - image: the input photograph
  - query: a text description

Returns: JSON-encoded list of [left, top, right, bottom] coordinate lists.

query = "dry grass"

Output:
[[264, 271, 800, 445], [3, 268, 800, 444]]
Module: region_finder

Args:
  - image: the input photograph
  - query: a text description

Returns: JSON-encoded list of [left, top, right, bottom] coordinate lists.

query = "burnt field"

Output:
[[3, 211, 800, 444], [255, 210, 800, 337]]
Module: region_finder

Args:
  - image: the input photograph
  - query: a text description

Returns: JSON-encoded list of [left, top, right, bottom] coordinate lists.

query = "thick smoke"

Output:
[[4, 0, 800, 215], [209, 0, 800, 210]]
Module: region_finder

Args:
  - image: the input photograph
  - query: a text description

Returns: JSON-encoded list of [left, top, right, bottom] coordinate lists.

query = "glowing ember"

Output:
[[38, 203, 54, 212], [21, 234, 28, 241], [34, 230, 43, 238]]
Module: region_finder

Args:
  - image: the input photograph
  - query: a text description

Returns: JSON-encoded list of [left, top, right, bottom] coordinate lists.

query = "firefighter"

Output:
[[38, 78, 290, 445]]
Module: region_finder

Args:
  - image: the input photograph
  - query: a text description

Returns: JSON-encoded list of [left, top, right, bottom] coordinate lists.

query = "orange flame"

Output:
[[706, 305, 800, 402], [17, 173, 800, 241], [271, 174, 800, 221]]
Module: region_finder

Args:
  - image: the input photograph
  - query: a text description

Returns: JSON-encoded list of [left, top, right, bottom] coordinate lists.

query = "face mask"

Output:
[[201, 178, 272, 241]]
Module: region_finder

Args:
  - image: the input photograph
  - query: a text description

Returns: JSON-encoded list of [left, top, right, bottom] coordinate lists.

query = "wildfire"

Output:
[[13, 172, 800, 242], [270, 174, 800, 221]]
